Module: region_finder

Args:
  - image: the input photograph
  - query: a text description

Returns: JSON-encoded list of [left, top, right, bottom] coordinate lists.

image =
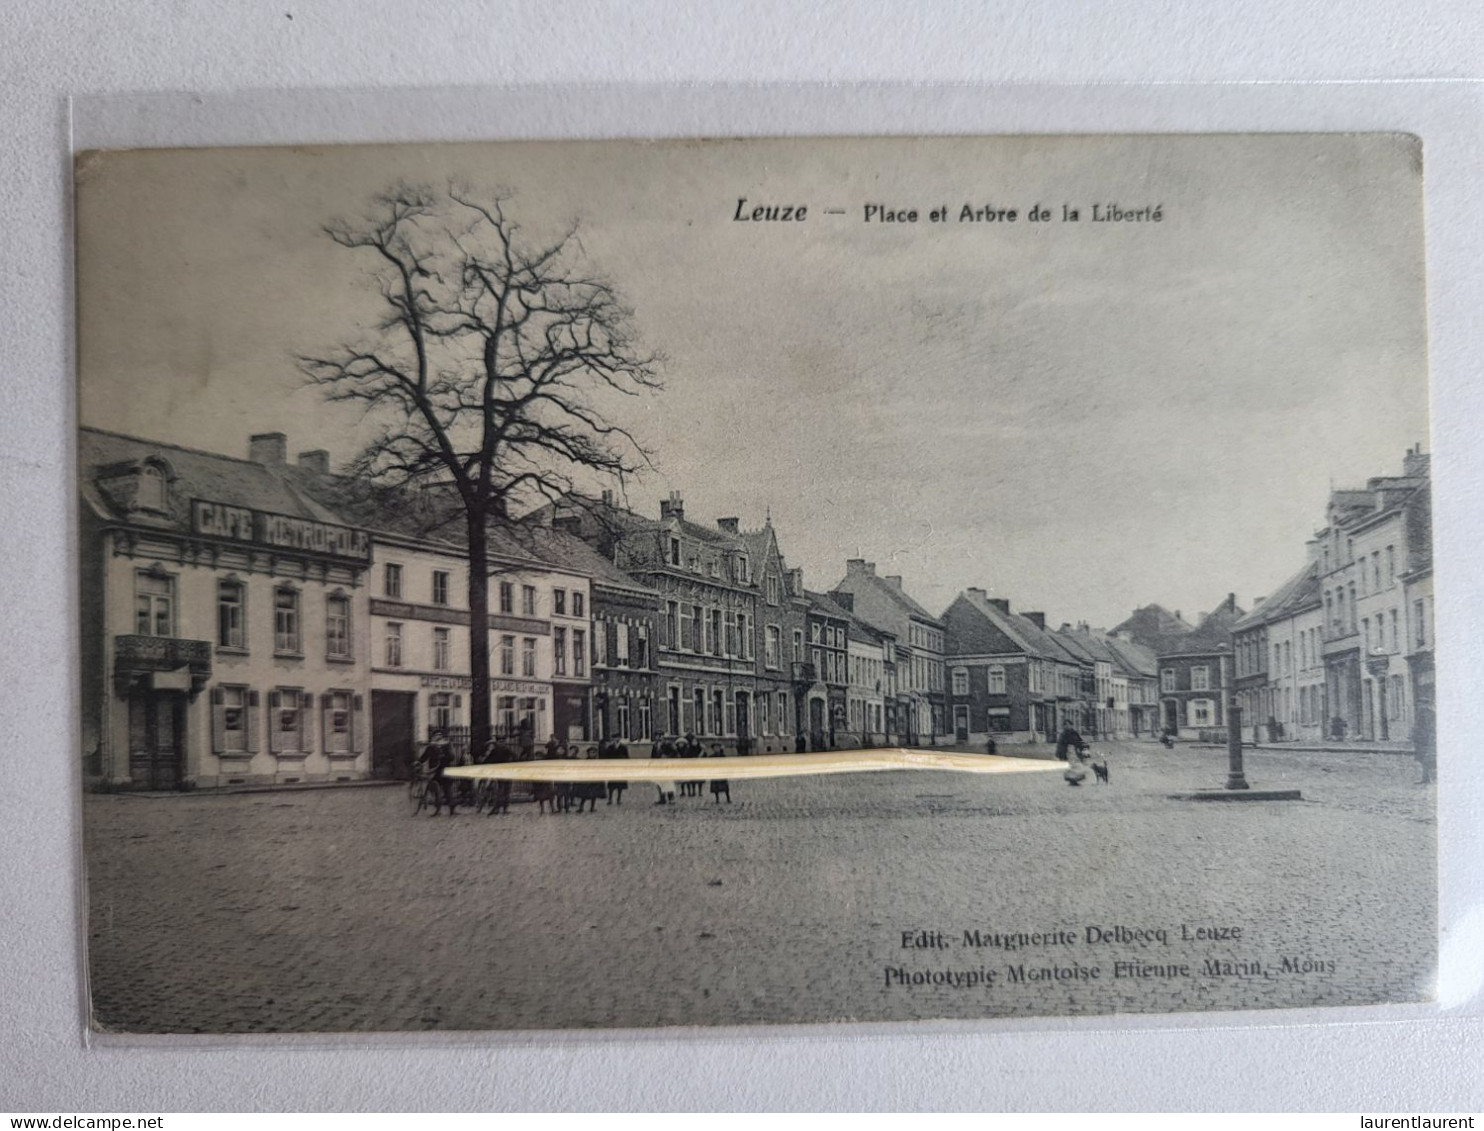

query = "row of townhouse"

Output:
[[937, 588, 1161, 745], [82, 422, 1195, 792], [539, 497, 940, 752], [80, 427, 658, 790], [1232, 447, 1434, 745]]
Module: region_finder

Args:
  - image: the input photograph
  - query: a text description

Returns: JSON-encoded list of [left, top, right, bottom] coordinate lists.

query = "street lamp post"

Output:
[[1223, 653, 1250, 790]]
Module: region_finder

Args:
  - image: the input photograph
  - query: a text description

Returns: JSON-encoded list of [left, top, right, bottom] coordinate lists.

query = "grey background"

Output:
[[6, 2, 1484, 1112]]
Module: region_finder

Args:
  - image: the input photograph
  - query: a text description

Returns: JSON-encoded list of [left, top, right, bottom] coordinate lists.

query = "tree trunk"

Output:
[[466, 511, 492, 755]]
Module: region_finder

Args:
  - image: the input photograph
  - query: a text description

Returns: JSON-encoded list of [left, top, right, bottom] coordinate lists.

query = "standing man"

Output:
[[417, 729, 457, 817]]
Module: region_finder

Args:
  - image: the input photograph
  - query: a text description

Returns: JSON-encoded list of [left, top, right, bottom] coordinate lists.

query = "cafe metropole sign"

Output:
[[191, 498, 372, 563]]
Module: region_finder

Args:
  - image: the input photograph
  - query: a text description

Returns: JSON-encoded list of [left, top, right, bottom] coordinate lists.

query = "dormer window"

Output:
[[736, 554, 750, 584], [138, 464, 167, 509]]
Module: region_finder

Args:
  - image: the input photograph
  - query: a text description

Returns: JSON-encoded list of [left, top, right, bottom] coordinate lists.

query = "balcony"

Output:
[[114, 634, 213, 696], [791, 661, 816, 684]]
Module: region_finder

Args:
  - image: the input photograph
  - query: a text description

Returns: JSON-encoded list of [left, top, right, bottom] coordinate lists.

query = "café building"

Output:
[[80, 429, 374, 790]]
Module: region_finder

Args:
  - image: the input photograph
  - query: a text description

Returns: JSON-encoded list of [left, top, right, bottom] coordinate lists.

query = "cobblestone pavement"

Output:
[[83, 740, 1436, 1033]]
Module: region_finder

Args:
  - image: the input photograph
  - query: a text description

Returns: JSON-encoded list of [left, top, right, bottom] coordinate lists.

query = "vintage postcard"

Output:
[[75, 134, 1435, 1033]]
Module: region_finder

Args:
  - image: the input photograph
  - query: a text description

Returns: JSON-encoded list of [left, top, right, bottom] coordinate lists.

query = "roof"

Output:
[[288, 467, 660, 595], [803, 588, 854, 622], [947, 590, 1083, 665], [1108, 604, 1196, 650], [1232, 561, 1320, 632], [1156, 595, 1245, 657], [80, 427, 347, 529]]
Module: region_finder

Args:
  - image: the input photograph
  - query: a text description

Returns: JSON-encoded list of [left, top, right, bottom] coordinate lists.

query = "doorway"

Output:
[[127, 690, 184, 790], [371, 690, 417, 780]]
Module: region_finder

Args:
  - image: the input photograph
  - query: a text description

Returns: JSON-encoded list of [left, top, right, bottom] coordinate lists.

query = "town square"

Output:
[[84, 738, 1433, 1033]]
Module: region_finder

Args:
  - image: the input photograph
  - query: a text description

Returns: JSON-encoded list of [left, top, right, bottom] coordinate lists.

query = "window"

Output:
[[325, 690, 352, 754], [765, 625, 781, 669], [1372, 551, 1382, 592], [498, 695, 516, 737], [553, 626, 567, 675], [709, 609, 723, 656], [217, 580, 245, 649], [792, 630, 803, 663], [521, 637, 537, 678], [384, 563, 402, 599], [1387, 545, 1396, 585], [269, 688, 306, 753], [741, 613, 753, 659], [429, 692, 457, 731], [274, 588, 301, 654], [326, 594, 350, 659], [553, 589, 567, 616], [432, 627, 451, 672], [521, 585, 537, 617], [431, 570, 450, 606], [1390, 608, 1399, 652], [385, 622, 403, 667], [137, 463, 167, 510], [766, 575, 780, 605], [1190, 699, 1214, 727], [499, 582, 514, 614], [988, 666, 1007, 695], [1191, 666, 1209, 691], [669, 537, 682, 567], [952, 668, 969, 696], [736, 555, 750, 584], [572, 592, 584, 618], [213, 686, 249, 753], [811, 623, 822, 644], [1414, 599, 1427, 648], [134, 571, 174, 637], [1161, 668, 1176, 693], [778, 691, 789, 735], [616, 622, 630, 666], [710, 689, 724, 735], [634, 625, 649, 670], [500, 634, 515, 676], [573, 630, 586, 677]]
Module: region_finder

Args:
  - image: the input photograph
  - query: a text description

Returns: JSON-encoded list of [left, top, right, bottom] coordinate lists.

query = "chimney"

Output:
[[966, 587, 987, 600], [885, 575, 903, 590], [659, 491, 684, 521], [846, 559, 875, 577], [717, 517, 739, 534], [1060, 622, 1073, 633], [788, 567, 803, 595], [1024, 611, 1046, 630], [297, 450, 330, 475], [988, 598, 1010, 614], [601, 489, 613, 506], [249, 432, 287, 466], [1402, 446, 1430, 479], [832, 591, 854, 612]]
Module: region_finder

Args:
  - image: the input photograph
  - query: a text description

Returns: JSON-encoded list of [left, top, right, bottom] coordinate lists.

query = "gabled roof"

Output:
[[1102, 635, 1158, 679], [803, 589, 854, 622], [1156, 595, 1245, 657], [946, 590, 1081, 665], [1109, 604, 1196, 651]]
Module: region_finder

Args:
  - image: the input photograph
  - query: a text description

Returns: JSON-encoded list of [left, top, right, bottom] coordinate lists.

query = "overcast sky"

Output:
[[76, 134, 1429, 628]]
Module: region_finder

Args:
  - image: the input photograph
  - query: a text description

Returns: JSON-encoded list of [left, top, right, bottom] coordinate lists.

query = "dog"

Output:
[[1091, 759, 1110, 785]]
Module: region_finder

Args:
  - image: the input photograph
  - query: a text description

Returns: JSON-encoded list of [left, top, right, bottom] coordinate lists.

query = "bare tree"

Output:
[[301, 185, 662, 753]]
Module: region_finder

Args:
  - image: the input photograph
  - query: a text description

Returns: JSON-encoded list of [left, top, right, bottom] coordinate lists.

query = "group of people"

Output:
[[413, 730, 735, 816], [649, 733, 731, 805]]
